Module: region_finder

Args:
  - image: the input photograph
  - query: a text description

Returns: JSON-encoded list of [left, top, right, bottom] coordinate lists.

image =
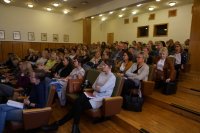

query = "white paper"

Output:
[[7, 100, 24, 109], [84, 92, 95, 99]]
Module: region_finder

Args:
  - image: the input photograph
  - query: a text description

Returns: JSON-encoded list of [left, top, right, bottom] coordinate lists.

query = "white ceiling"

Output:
[[0, 0, 193, 19]]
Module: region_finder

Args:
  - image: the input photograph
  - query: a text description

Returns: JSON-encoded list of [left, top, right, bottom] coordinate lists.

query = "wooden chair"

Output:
[[6, 82, 56, 132], [66, 69, 124, 119], [141, 65, 155, 96]]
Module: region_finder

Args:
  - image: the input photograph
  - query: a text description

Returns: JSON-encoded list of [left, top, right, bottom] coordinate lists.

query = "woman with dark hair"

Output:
[[43, 59, 116, 133], [122, 52, 149, 97], [116, 51, 133, 76]]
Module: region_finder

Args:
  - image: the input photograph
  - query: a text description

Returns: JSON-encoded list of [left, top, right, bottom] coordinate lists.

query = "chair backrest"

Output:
[[46, 85, 56, 107], [23, 107, 52, 130], [148, 65, 155, 81], [85, 69, 100, 85], [44, 77, 52, 104], [112, 74, 124, 96]]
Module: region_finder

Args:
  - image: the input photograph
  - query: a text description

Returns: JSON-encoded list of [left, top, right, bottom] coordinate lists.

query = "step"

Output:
[[146, 90, 200, 122], [113, 103, 200, 133]]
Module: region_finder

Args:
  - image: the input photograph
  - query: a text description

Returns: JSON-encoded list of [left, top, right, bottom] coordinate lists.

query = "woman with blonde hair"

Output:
[[154, 47, 176, 91]]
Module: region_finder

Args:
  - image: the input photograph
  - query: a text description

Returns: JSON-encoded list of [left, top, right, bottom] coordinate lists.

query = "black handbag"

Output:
[[123, 93, 144, 112], [162, 82, 177, 95]]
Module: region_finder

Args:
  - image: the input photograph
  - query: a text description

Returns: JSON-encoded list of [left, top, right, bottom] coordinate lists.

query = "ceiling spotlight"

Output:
[[4, 0, 11, 4], [156, 0, 161, 2], [118, 14, 123, 18], [99, 14, 103, 17], [121, 8, 126, 11], [137, 4, 142, 7], [80, 1, 88, 5], [63, 9, 69, 14], [53, 3, 59, 7], [91, 16, 94, 19], [63, 0, 68, 1], [109, 11, 114, 14], [148, 7, 155, 11], [28, 4, 34, 8], [132, 11, 137, 15], [168, 2, 176, 6], [46, 7, 52, 11], [101, 17, 107, 21]]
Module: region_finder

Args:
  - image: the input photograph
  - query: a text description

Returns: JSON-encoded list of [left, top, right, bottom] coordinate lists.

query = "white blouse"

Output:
[[157, 58, 166, 71]]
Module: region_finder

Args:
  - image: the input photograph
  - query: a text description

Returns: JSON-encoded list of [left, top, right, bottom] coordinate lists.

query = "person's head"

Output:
[[41, 50, 49, 59], [73, 57, 83, 68], [63, 56, 72, 66], [95, 51, 101, 58], [102, 51, 110, 60], [159, 47, 168, 59], [101, 59, 114, 73], [156, 41, 163, 50], [19, 61, 33, 75], [123, 51, 133, 61], [175, 43, 182, 53], [36, 60, 45, 70], [30, 69, 46, 84], [136, 51, 146, 64], [50, 51, 57, 60]]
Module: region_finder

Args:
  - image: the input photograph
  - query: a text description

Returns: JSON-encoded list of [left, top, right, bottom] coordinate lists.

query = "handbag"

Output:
[[162, 82, 177, 95], [123, 92, 144, 112]]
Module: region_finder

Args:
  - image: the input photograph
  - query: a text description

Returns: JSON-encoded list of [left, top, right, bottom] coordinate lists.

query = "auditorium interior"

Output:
[[0, 0, 200, 132]]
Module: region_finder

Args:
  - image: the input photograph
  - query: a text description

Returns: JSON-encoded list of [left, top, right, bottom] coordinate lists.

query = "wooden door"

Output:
[[107, 33, 114, 44]]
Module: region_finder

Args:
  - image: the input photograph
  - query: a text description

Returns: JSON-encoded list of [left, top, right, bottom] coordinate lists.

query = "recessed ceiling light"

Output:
[[99, 14, 103, 17], [121, 8, 126, 11], [53, 3, 59, 7], [137, 4, 142, 7], [63, 9, 69, 14], [149, 7, 155, 11], [80, 1, 88, 5], [101, 17, 107, 21], [132, 11, 137, 15], [28, 4, 34, 8], [91, 16, 94, 19], [118, 14, 123, 18], [4, 0, 11, 4], [46, 7, 52, 11], [168, 1, 176, 6], [156, 0, 161, 2], [109, 11, 114, 14], [63, 0, 68, 1]]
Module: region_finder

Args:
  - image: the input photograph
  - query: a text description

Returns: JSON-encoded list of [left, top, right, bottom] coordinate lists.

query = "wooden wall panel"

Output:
[[30, 42, 41, 52], [189, 0, 200, 73], [1, 41, 13, 62], [41, 43, 49, 51], [12, 42, 23, 59], [83, 18, 91, 45], [0, 41, 77, 62], [0, 42, 2, 62], [22, 42, 31, 59], [48, 43, 56, 50]]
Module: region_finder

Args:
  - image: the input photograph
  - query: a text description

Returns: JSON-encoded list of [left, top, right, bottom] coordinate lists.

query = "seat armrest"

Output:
[[23, 107, 52, 130], [102, 96, 123, 117], [84, 88, 93, 92], [141, 81, 155, 96], [67, 79, 83, 93]]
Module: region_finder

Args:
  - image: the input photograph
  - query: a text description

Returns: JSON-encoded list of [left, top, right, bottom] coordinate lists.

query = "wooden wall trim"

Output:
[[0, 41, 77, 62], [189, 0, 200, 72]]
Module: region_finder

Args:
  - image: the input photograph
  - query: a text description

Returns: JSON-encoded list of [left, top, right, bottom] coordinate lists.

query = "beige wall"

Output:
[[0, 5, 82, 43], [91, 4, 192, 44]]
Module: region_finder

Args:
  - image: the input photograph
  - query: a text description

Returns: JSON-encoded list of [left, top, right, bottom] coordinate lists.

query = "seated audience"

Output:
[[50, 57, 85, 106], [0, 69, 47, 133], [42, 59, 116, 133]]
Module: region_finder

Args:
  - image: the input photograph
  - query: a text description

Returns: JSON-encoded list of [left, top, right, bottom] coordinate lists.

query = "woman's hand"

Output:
[[166, 78, 171, 83], [23, 97, 30, 105]]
